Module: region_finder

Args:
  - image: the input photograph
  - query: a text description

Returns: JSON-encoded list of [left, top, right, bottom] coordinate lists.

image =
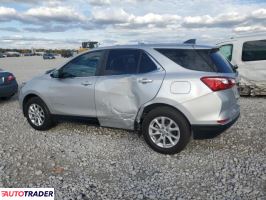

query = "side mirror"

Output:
[[50, 70, 61, 78], [45, 68, 56, 74]]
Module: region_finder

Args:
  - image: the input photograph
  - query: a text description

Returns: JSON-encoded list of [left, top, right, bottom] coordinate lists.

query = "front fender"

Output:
[[19, 88, 53, 115]]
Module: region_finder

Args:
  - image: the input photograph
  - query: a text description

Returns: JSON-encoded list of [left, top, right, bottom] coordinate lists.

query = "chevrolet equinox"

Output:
[[19, 44, 240, 154]]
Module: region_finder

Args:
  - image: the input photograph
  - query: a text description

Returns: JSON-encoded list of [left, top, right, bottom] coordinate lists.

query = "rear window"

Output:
[[242, 40, 266, 61], [155, 48, 234, 73]]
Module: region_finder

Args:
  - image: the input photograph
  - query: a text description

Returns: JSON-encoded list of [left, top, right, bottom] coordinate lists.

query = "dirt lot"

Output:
[[0, 57, 265, 199], [0, 56, 68, 83]]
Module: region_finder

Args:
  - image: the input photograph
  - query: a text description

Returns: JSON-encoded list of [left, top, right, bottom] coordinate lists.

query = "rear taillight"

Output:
[[6, 75, 15, 83], [201, 76, 236, 91]]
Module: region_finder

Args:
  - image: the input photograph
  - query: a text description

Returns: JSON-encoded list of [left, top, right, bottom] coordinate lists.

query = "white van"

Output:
[[218, 33, 266, 96]]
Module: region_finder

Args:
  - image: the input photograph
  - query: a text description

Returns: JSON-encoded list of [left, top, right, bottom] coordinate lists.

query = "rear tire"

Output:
[[142, 106, 191, 154], [24, 97, 55, 131]]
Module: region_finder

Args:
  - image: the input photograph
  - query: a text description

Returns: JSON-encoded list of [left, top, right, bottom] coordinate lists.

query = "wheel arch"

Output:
[[136, 101, 193, 130], [22, 93, 44, 116]]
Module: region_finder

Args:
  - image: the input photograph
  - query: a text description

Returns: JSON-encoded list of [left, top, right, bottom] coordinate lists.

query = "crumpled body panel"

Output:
[[95, 71, 165, 130]]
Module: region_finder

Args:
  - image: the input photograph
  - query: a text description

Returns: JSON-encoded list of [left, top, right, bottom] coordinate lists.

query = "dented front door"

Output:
[[95, 69, 165, 130]]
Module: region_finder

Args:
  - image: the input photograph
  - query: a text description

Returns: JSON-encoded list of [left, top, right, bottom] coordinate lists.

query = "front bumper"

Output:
[[0, 81, 18, 97], [192, 113, 240, 139]]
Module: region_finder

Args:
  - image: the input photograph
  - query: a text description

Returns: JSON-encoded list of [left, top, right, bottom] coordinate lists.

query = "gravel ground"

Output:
[[0, 57, 265, 199]]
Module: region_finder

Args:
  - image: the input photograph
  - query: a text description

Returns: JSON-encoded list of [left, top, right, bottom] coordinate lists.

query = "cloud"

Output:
[[101, 39, 118, 45], [1, 5, 265, 32], [0, 0, 38, 3], [87, 0, 155, 6], [24, 6, 87, 23], [131, 13, 180, 27], [91, 7, 180, 29], [181, 8, 266, 37], [88, 0, 110, 6], [92, 8, 132, 24], [0, 0, 266, 48], [234, 25, 266, 33], [0, 27, 20, 32], [1, 35, 52, 42], [251, 8, 266, 19], [183, 12, 246, 28], [24, 25, 77, 33], [0, 0, 64, 4], [0, 6, 18, 22], [0, 35, 81, 48], [0, 5, 86, 25]]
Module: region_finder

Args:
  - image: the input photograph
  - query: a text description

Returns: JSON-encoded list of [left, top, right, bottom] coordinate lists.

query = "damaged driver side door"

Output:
[[95, 49, 165, 130]]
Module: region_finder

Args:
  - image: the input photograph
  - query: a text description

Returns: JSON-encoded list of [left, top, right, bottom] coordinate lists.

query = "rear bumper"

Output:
[[192, 113, 240, 139], [0, 81, 18, 97]]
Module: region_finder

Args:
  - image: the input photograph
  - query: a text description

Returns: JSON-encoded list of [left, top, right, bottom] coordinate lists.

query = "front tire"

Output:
[[25, 97, 54, 131], [142, 107, 191, 154]]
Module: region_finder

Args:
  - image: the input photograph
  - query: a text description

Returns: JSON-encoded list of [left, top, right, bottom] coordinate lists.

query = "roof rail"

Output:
[[138, 42, 145, 45], [183, 39, 196, 44]]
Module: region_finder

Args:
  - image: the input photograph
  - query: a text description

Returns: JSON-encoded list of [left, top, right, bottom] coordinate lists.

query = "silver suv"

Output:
[[19, 44, 240, 154]]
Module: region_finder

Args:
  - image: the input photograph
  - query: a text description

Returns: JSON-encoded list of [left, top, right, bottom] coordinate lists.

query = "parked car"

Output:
[[218, 33, 266, 96], [24, 53, 34, 56], [6, 52, 20, 57], [0, 53, 6, 58], [19, 44, 240, 154], [0, 69, 18, 99], [43, 53, 55, 60], [61, 50, 73, 58]]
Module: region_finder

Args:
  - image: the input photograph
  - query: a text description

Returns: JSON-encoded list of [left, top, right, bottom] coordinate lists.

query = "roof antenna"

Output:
[[183, 39, 196, 44]]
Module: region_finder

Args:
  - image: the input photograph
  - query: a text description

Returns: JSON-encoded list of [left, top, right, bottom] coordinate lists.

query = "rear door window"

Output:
[[155, 48, 234, 73], [242, 40, 266, 61], [139, 53, 158, 73], [104, 49, 141, 75]]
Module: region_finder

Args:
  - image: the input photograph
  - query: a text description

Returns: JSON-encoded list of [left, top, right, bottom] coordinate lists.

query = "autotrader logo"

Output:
[[0, 188, 54, 199]]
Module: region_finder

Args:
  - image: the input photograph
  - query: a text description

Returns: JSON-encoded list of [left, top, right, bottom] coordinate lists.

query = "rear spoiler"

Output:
[[183, 39, 196, 44]]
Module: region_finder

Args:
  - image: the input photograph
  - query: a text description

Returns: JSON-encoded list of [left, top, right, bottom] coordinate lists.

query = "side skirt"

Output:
[[52, 115, 100, 126]]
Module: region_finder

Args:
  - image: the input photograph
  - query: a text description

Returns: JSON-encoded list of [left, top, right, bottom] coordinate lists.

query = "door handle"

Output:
[[138, 78, 153, 84], [81, 82, 93, 86]]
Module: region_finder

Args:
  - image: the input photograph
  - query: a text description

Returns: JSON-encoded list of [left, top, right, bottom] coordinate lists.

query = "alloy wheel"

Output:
[[148, 116, 180, 148], [28, 103, 45, 126]]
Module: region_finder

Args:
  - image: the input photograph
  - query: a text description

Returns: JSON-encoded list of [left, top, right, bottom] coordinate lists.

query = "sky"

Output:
[[0, 0, 265, 49]]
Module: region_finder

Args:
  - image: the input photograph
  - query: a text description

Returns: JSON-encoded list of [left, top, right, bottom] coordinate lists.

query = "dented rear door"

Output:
[[95, 49, 165, 130]]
